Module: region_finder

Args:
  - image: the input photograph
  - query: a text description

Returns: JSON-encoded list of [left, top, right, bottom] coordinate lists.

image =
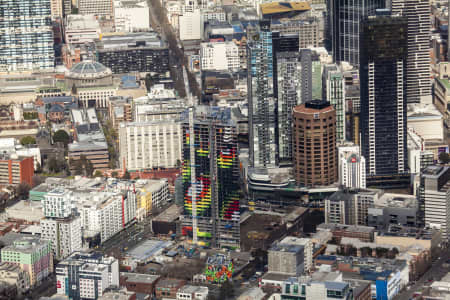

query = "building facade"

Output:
[[292, 100, 337, 187], [180, 106, 240, 248], [0, 155, 34, 186], [0, 0, 55, 72], [338, 143, 366, 189], [324, 64, 346, 143], [1, 237, 53, 287], [56, 252, 119, 300], [359, 13, 408, 179], [330, 0, 385, 66], [113, 0, 150, 32], [78, 0, 113, 16], [391, 0, 431, 104], [41, 216, 83, 260], [96, 33, 170, 74], [119, 121, 182, 171], [247, 21, 276, 168], [200, 42, 240, 72]]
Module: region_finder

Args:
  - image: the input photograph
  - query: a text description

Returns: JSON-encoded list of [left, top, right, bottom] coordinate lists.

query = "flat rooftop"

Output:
[[126, 239, 172, 262], [121, 272, 160, 284]]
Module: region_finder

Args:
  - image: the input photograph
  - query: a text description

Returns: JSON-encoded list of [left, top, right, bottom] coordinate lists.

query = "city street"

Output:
[[395, 249, 450, 300]]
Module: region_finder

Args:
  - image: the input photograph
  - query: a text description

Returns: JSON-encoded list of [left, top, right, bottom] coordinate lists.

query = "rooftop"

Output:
[[153, 204, 181, 222], [126, 239, 172, 262], [317, 223, 375, 233], [121, 272, 160, 284], [260, 1, 311, 15], [177, 285, 208, 294]]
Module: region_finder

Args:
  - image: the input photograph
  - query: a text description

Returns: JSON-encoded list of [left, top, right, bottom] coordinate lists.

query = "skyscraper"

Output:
[[247, 21, 275, 168], [180, 106, 240, 248], [391, 0, 432, 103], [359, 11, 408, 178], [330, 0, 385, 66], [323, 64, 346, 143], [0, 0, 55, 71], [293, 100, 337, 187]]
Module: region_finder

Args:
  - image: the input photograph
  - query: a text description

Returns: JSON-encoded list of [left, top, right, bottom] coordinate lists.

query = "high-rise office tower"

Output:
[[180, 106, 240, 248], [359, 11, 408, 178], [330, 0, 385, 66], [0, 0, 55, 72], [293, 100, 337, 187], [391, 0, 431, 104], [323, 64, 346, 143], [338, 143, 366, 188], [247, 21, 276, 168]]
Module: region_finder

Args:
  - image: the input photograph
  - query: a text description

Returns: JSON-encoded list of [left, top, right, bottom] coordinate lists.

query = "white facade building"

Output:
[[119, 121, 182, 171], [77, 192, 125, 243], [65, 15, 101, 45], [200, 42, 240, 72], [407, 103, 444, 141], [56, 252, 119, 299], [176, 285, 209, 300], [278, 236, 313, 273], [114, 0, 150, 32], [78, 87, 117, 109], [0, 138, 41, 169], [179, 10, 202, 40], [43, 189, 73, 219], [338, 143, 366, 189], [41, 216, 83, 260], [423, 166, 450, 241]]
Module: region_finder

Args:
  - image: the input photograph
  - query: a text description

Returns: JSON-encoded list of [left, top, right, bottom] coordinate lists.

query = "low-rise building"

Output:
[[113, 0, 150, 32], [176, 285, 208, 300], [0, 262, 30, 297], [155, 278, 186, 299], [119, 273, 160, 295], [1, 236, 52, 287], [65, 15, 101, 45], [316, 223, 375, 243]]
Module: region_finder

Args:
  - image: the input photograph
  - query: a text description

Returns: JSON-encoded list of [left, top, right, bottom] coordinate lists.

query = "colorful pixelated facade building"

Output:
[[204, 253, 234, 283], [180, 106, 240, 249]]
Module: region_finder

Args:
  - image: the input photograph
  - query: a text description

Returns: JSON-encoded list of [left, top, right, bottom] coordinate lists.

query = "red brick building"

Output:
[[120, 273, 160, 295], [0, 155, 34, 186], [154, 278, 186, 299]]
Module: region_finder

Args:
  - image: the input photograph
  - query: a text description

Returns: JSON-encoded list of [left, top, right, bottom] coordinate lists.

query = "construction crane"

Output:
[[189, 107, 198, 245]]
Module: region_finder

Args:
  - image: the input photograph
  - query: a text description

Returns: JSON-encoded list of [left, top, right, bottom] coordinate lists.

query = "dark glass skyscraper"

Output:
[[359, 11, 408, 178], [330, 0, 385, 66]]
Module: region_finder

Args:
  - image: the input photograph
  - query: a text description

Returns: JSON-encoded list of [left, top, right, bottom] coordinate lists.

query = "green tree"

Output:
[[94, 170, 103, 177], [20, 136, 36, 146], [16, 182, 31, 199], [53, 130, 70, 146], [440, 152, 450, 164], [111, 171, 118, 178], [122, 171, 131, 180], [48, 157, 60, 173]]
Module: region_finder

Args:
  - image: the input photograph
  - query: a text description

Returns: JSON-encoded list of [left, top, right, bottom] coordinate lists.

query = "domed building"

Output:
[[65, 61, 113, 88]]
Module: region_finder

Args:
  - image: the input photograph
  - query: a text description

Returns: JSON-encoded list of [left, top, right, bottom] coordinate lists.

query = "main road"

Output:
[[394, 248, 450, 300]]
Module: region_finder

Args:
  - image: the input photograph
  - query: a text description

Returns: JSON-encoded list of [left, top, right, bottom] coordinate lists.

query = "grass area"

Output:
[[40, 172, 64, 177]]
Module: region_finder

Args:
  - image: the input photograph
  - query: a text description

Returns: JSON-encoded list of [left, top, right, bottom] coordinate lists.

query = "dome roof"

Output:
[[70, 61, 108, 74], [66, 61, 112, 79]]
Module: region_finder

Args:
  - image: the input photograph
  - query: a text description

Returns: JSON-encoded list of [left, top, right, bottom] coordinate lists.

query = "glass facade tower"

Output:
[[0, 0, 55, 71]]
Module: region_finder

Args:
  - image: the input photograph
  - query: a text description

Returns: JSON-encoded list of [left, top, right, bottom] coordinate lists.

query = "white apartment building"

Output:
[[179, 10, 202, 40], [41, 216, 83, 260], [65, 15, 102, 45], [114, 0, 150, 32], [56, 252, 119, 299], [119, 121, 182, 171], [77, 192, 124, 243], [278, 236, 313, 273], [50, 0, 64, 19], [43, 189, 73, 219], [338, 143, 366, 189], [422, 166, 450, 241], [200, 42, 240, 72]]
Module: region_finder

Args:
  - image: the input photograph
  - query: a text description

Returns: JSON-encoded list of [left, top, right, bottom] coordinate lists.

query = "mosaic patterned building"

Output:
[[180, 106, 240, 249]]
